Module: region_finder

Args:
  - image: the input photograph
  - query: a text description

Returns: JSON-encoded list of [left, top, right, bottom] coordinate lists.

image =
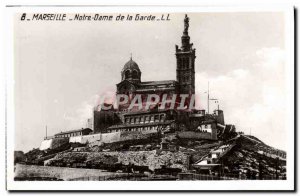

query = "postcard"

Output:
[[5, 5, 295, 191]]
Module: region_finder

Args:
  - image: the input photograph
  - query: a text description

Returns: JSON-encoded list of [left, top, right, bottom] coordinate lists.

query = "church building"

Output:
[[117, 15, 195, 97], [93, 15, 224, 138]]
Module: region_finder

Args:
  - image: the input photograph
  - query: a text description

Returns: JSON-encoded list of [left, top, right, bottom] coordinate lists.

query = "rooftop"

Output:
[[139, 80, 177, 86], [54, 128, 93, 136], [122, 58, 141, 72], [123, 109, 176, 116]]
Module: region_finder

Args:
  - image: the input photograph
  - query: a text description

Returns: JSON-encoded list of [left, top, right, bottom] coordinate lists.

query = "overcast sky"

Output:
[[14, 12, 288, 152]]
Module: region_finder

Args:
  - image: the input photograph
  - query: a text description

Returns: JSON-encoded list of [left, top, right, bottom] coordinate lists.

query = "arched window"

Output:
[[132, 70, 139, 79], [125, 70, 131, 79]]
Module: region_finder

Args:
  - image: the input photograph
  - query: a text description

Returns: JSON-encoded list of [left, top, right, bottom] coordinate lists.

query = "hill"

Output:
[[16, 132, 286, 180]]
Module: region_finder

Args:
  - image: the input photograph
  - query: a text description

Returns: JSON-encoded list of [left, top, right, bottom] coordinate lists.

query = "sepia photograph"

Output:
[[5, 6, 295, 191]]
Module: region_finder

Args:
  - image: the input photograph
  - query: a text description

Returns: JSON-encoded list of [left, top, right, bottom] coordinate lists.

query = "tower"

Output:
[[176, 14, 196, 95], [121, 57, 141, 84]]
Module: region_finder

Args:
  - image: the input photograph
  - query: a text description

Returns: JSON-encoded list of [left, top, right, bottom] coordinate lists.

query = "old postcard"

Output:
[[5, 5, 295, 191]]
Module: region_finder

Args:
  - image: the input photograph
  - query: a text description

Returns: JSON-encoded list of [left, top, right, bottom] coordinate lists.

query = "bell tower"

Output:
[[176, 14, 196, 95]]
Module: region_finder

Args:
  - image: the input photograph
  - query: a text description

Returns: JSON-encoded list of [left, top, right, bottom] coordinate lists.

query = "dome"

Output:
[[121, 58, 142, 83], [122, 58, 141, 72]]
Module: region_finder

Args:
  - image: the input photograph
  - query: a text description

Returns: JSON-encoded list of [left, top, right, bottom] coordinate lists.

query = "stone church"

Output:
[[93, 15, 224, 139], [117, 14, 195, 97]]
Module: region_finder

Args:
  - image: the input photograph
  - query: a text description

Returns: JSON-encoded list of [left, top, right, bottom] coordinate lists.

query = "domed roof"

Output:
[[122, 58, 141, 72]]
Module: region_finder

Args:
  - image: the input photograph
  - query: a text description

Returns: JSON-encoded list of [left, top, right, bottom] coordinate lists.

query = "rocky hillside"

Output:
[[46, 150, 189, 172], [18, 132, 286, 180], [219, 135, 286, 179]]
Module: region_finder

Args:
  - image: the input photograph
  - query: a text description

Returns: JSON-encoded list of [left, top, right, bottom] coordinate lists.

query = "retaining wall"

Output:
[[177, 131, 216, 140]]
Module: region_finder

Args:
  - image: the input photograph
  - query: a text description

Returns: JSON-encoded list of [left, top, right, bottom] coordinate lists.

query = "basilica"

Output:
[[117, 15, 195, 97], [92, 15, 224, 140]]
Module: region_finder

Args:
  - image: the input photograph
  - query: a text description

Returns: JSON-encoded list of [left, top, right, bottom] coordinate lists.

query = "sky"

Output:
[[14, 12, 288, 152]]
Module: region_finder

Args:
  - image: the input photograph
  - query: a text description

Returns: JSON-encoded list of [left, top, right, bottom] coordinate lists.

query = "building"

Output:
[[41, 15, 225, 147], [198, 120, 218, 140], [54, 128, 93, 138], [175, 14, 196, 95], [93, 109, 121, 133], [116, 14, 195, 100], [94, 15, 196, 130], [91, 15, 224, 142], [106, 109, 177, 133]]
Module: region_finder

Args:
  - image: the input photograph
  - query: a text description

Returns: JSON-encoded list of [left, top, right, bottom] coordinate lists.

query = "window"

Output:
[[150, 116, 154, 121], [132, 70, 139, 79], [160, 114, 165, 121], [125, 70, 131, 79], [145, 116, 150, 123], [154, 115, 159, 122]]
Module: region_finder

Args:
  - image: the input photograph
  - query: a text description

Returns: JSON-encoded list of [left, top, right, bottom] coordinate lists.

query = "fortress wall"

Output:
[[119, 131, 151, 141], [177, 131, 214, 140], [41, 130, 213, 150], [81, 134, 101, 144], [51, 129, 156, 148], [69, 134, 101, 144], [101, 132, 121, 143]]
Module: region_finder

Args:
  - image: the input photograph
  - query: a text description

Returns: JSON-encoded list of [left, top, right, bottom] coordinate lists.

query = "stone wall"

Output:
[[102, 132, 121, 143], [119, 130, 152, 141], [177, 131, 215, 140], [69, 130, 155, 146]]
